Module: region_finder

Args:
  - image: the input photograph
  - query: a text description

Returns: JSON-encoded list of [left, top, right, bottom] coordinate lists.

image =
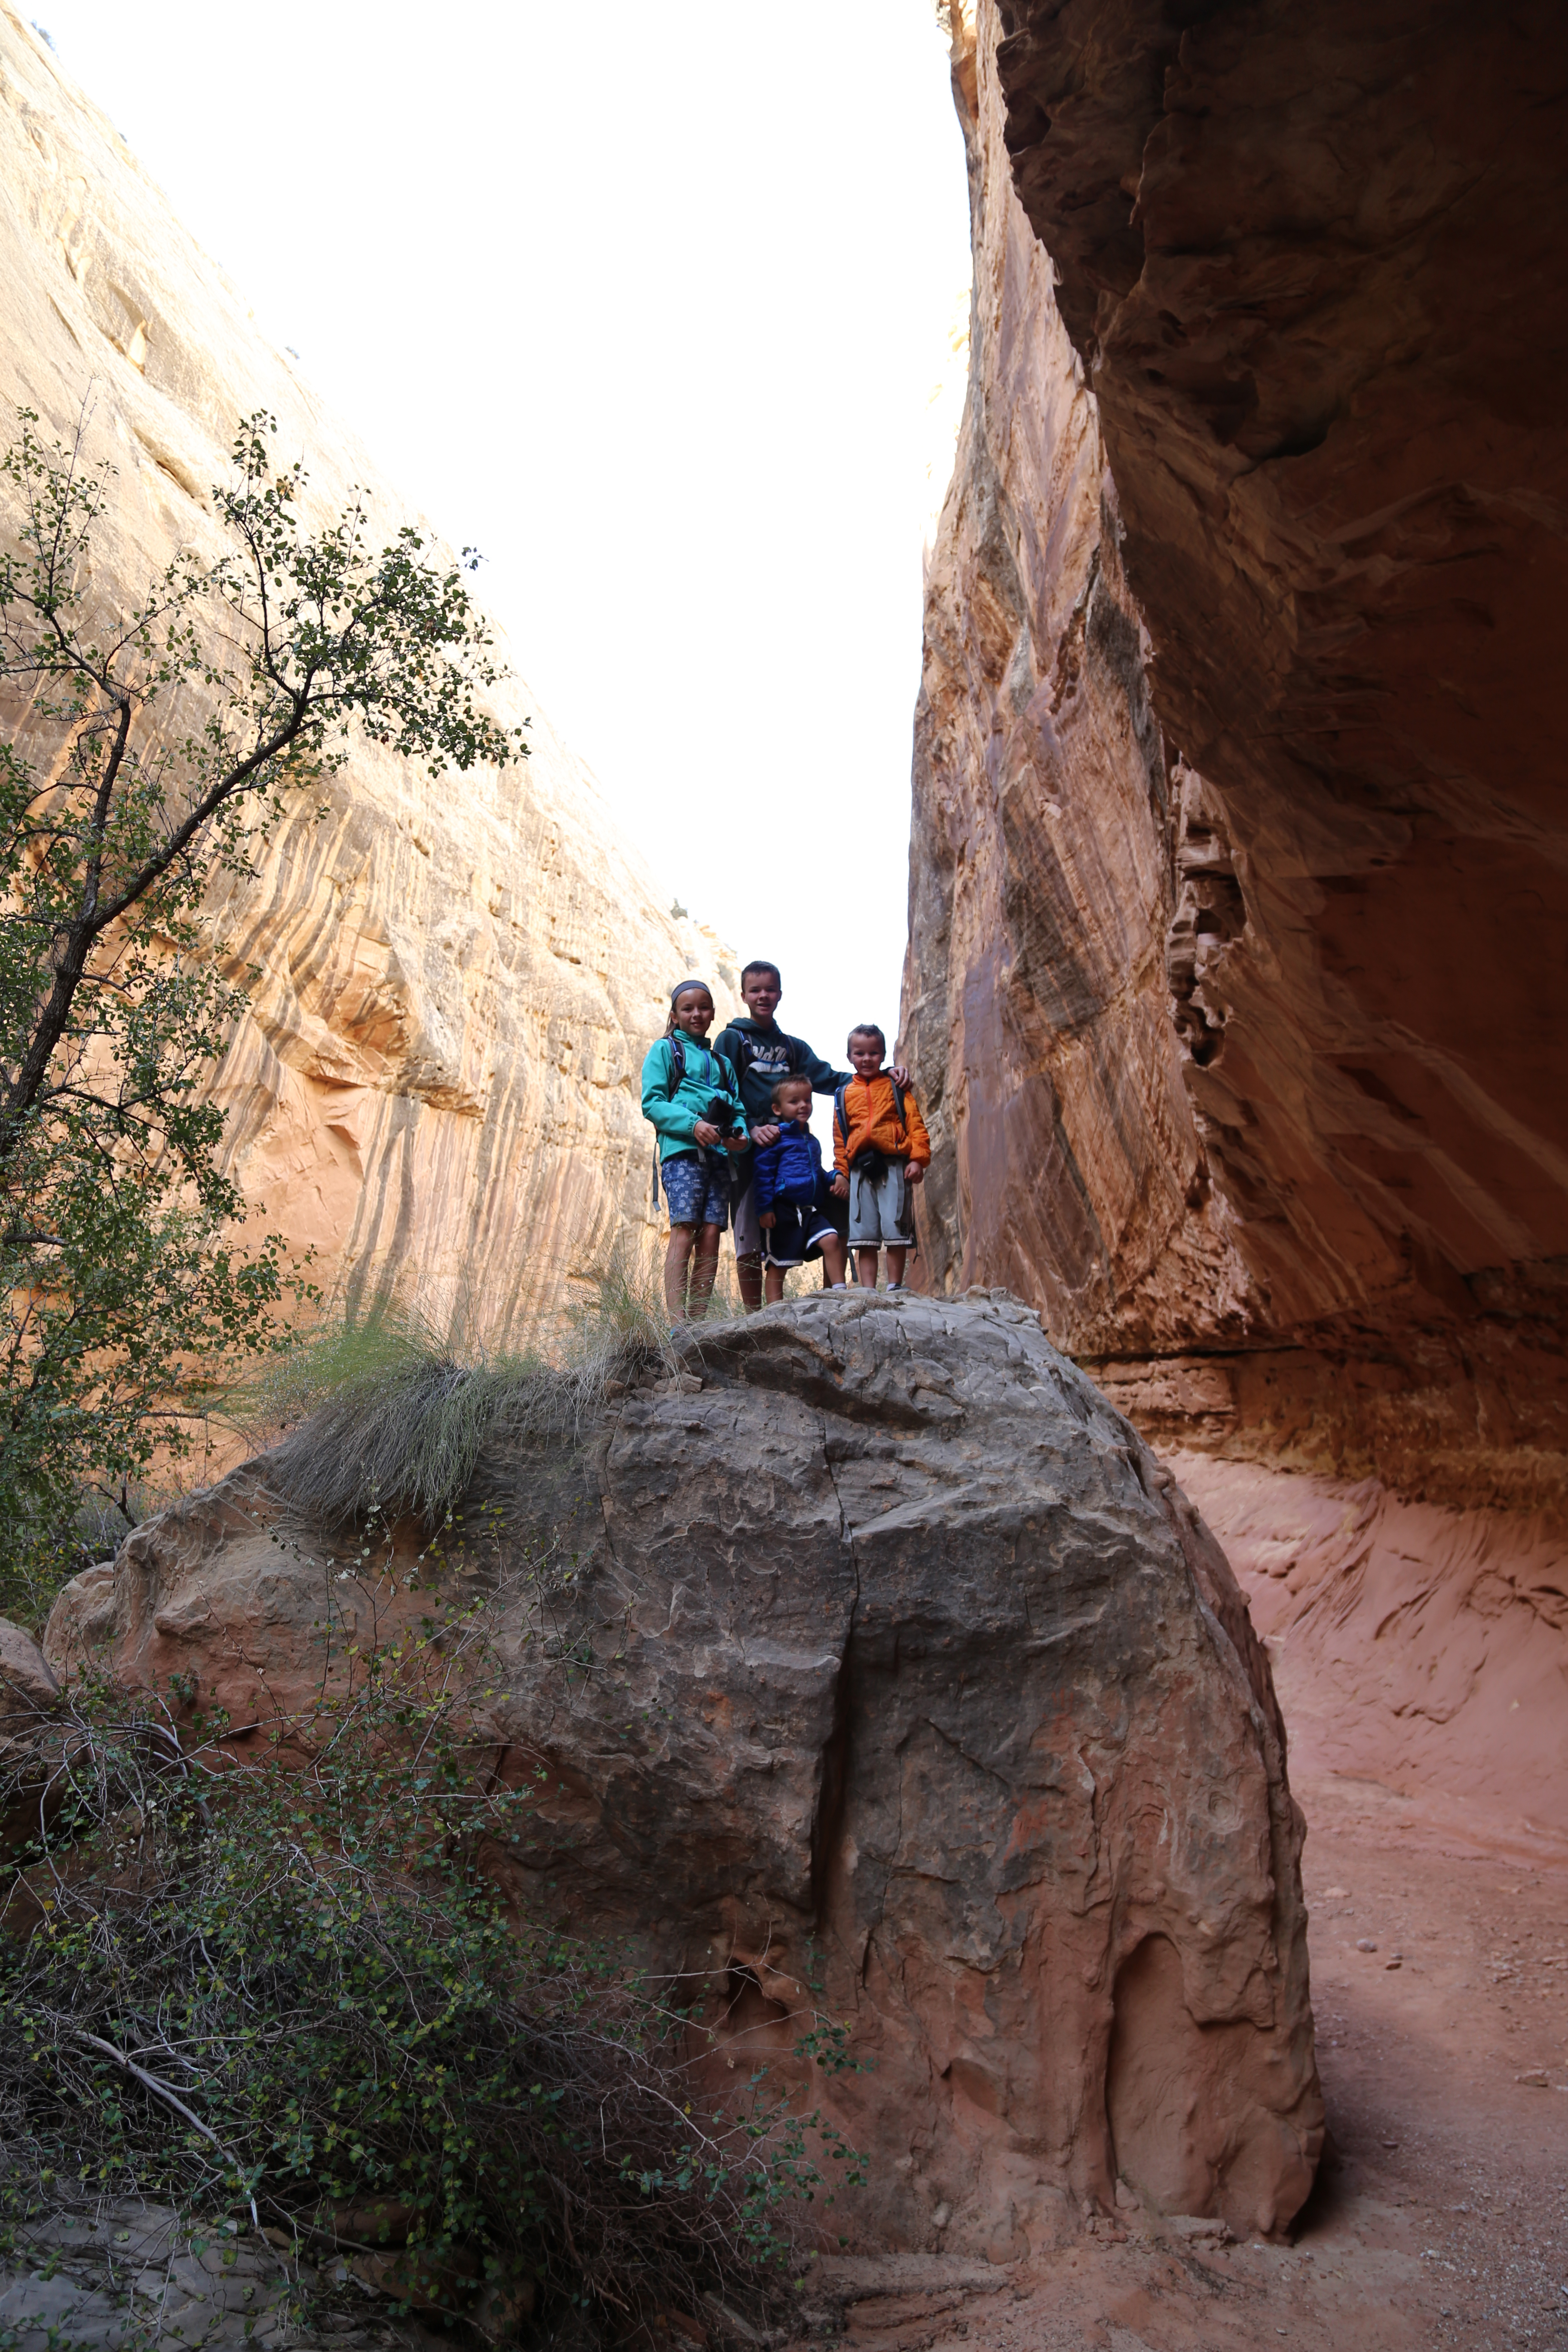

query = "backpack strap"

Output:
[[890, 1078, 909, 1147], [665, 1034, 726, 1093], [652, 1035, 684, 1209]]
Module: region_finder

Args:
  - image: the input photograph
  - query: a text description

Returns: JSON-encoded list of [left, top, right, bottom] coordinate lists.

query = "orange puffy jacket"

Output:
[[832, 1074, 931, 1176]]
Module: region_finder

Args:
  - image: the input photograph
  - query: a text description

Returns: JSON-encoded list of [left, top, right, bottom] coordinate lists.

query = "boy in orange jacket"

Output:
[[831, 1024, 931, 1292]]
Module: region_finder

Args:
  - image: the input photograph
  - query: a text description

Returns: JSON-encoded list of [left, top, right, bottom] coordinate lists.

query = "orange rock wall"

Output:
[[902, 2, 1253, 1360], [0, 9, 729, 1340], [905, 0, 1568, 1519]]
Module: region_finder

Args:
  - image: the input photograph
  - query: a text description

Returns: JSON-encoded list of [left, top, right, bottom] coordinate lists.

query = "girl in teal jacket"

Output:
[[640, 980, 747, 1320]]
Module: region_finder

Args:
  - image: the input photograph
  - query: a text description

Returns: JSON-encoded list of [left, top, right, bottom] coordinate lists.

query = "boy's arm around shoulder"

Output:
[[796, 1035, 854, 1095], [903, 1086, 932, 1170]]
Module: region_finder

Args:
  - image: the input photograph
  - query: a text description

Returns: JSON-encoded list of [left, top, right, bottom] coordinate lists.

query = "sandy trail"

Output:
[[806, 1773, 1568, 2352]]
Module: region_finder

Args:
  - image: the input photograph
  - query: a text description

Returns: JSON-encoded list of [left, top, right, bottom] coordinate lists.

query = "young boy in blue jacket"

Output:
[[753, 1075, 848, 1302], [715, 960, 906, 1310]]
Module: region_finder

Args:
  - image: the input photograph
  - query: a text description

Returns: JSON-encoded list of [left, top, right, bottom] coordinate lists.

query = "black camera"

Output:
[[704, 1096, 745, 1139]]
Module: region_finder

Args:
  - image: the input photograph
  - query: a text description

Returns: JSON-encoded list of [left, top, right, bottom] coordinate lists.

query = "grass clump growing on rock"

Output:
[[0, 1602, 857, 2334], [245, 1253, 689, 1529]]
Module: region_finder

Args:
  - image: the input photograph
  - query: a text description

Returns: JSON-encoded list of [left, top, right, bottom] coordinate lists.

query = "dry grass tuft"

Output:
[[242, 1245, 700, 1528]]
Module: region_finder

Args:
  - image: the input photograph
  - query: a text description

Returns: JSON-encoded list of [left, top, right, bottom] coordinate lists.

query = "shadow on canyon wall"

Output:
[[904, 0, 1568, 1838]]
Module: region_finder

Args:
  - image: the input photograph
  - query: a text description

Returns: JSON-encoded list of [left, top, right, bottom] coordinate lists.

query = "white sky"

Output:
[[36, 0, 973, 1106]]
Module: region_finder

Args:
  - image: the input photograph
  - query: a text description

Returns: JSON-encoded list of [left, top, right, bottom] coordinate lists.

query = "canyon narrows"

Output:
[[5, 0, 1568, 2335], [0, 5, 732, 1339], [906, 0, 1568, 1841]]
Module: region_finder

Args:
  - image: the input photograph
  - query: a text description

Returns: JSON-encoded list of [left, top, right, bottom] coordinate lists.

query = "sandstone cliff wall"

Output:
[[904, 2, 1255, 1363], [906, 0, 1568, 1522], [0, 9, 729, 1339], [906, 0, 1568, 1829]]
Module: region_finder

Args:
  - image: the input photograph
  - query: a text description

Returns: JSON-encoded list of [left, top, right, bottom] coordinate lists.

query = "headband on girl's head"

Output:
[[670, 978, 713, 1004]]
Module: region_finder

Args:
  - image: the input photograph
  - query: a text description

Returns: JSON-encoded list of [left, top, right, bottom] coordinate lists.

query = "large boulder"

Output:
[[47, 1292, 1322, 2246], [0, 1614, 62, 1866]]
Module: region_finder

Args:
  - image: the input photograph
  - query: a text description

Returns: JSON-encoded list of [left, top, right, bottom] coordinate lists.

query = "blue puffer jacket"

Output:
[[753, 1121, 827, 1211]]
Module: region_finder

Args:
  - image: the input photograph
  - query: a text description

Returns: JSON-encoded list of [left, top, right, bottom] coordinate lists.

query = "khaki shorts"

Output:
[[848, 1161, 915, 1249]]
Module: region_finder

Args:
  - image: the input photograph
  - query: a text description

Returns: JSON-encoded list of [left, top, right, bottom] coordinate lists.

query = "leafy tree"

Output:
[[0, 407, 524, 1617]]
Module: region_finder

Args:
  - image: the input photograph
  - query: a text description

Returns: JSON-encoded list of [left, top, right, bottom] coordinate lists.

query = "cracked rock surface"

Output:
[[0, 2199, 438, 2352], [49, 1294, 1322, 2254]]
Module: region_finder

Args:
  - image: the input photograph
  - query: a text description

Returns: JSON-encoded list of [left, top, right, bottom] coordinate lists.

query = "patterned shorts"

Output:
[[660, 1152, 731, 1228]]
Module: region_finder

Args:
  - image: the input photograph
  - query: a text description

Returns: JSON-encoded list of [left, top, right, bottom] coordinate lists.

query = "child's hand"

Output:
[[907, 1163, 925, 1186], [758, 1210, 775, 1229], [889, 1063, 911, 1089], [723, 1130, 747, 1152], [831, 1174, 848, 1199], [751, 1122, 781, 1148], [693, 1119, 720, 1146]]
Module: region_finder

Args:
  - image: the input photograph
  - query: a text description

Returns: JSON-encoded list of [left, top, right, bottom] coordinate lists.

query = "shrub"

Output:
[[0, 1598, 862, 2333]]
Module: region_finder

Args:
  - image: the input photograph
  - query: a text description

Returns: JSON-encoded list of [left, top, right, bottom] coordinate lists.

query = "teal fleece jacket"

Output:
[[640, 1035, 746, 1163]]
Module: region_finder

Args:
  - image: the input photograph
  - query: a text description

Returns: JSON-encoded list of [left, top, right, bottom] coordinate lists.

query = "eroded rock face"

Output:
[[50, 1295, 1323, 2245], [0, 12, 730, 1336], [995, 0, 1568, 1350], [907, 0, 1568, 1513], [1170, 1451, 1568, 1843], [904, 3, 1254, 1360], [0, 1617, 57, 1721]]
